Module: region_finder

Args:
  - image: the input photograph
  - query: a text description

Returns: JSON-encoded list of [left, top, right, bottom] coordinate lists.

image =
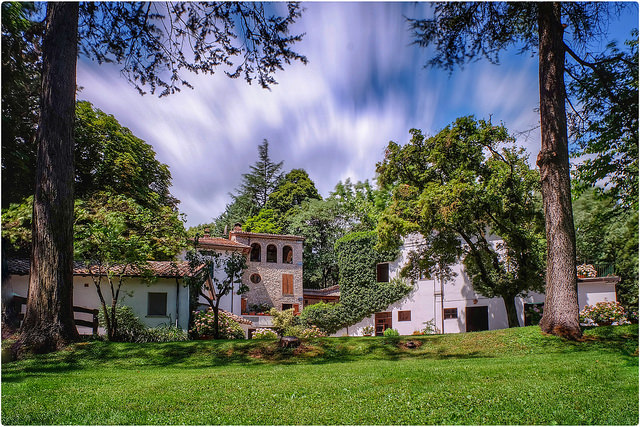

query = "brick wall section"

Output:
[[230, 231, 304, 311]]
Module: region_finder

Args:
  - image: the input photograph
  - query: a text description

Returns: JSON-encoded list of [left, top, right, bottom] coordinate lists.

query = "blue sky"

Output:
[[75, 2, 638, 228]]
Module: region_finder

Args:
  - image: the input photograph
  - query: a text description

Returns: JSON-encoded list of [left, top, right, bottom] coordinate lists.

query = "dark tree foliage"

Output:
[[16, 1, 306, 354], [568, 33, 639, 211], [78, 2, 307, 96], [408, 2, 627, 339], [1, 2, 41, 208], [237, 139, 284, 211]]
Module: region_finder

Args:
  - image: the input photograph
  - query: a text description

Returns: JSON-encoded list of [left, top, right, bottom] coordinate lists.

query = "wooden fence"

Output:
[[13, 295, 99, 335]]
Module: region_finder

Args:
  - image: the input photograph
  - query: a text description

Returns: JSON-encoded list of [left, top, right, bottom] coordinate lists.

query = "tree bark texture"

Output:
[[17, 2, 80, 355], [536, 3, 582, 340]]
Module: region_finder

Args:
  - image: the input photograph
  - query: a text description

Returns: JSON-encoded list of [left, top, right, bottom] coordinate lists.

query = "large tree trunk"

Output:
[[536, 3, 581, 340], [16, 3, 80, 356]]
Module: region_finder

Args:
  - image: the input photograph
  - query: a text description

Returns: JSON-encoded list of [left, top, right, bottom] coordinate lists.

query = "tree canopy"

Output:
[[377, 117, 546, 328], [266, 168, 321, 218], [75, 101, 177, 209], [407, 2, 629, 339], [14, 1, 306, 353], [568, 32, 639, 211]]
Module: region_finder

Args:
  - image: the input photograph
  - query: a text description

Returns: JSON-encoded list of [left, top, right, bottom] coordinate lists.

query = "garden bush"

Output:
[[269, 308, 299, 336], [383, 328, 400, 337], [299, 302, 345, 334], [144, 325, 189, 342], [98, 305, 147, 342], [191, 309, 244, 339], [579, 301, 630, 326], [252, 328, 278, 339]]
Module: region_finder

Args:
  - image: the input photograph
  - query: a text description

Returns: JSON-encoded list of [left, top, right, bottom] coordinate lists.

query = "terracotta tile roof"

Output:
[[303, 285, 340, 297], [229, 231, 304, 242], [194, 236, 251, 251], [6, 259, 199, 278]]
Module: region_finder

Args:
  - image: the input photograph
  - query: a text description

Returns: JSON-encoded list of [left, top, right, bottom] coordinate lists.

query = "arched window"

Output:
[[266, 244, 277, 263], [282, 246, 293, 264], [250, 243, 261, 262]]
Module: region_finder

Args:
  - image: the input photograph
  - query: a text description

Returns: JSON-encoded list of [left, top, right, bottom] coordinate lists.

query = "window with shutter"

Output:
[[398, 310, 411, 321], [282, 274, 293, 295]]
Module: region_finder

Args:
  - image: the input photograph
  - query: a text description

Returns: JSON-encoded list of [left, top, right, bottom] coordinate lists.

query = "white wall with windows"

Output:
[[335, 234, 617, 337]]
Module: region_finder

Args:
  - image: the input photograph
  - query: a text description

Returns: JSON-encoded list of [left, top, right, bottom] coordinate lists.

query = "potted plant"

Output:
[[362, 325, 374, 336], [577, 264, 597, 278]]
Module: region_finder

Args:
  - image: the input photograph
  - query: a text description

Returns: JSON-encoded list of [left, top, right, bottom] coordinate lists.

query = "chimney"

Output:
[[203, 227, 210, 238]]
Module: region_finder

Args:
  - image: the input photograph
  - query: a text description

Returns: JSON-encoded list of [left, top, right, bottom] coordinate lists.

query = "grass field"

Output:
[[2, 325, 638, 425]]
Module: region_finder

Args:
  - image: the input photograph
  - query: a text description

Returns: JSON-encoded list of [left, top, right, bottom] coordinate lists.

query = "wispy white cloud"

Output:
[[75, 3, 635, 227]]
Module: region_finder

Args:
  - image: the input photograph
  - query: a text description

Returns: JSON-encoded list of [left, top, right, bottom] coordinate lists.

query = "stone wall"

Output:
[[230, 232, 304, 311]]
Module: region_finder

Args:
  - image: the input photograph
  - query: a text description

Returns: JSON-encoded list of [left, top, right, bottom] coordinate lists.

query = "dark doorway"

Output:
[[466, 306, 489, 332], [375, 312, 392, 336]]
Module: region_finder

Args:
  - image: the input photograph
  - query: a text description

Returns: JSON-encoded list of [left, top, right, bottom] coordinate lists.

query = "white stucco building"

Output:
[[339, 234, 619, 336]]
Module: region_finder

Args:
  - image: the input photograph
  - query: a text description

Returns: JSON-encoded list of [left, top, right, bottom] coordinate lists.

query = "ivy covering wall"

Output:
[[334, 231, 411, 326]]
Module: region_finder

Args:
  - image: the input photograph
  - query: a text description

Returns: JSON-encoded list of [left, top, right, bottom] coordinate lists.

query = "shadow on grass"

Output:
[[2, 325, 637, 382]]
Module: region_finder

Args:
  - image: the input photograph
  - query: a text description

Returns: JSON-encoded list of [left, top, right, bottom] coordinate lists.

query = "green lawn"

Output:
[[2, 325, 638, 425]]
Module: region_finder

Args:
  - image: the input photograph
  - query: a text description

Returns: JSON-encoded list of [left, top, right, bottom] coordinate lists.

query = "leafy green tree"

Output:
[[266, 168, 321, 219], [74, 192, 186, 341], [335, 231, 411, 326], [377, 117, 546, 328], [18, 2, 305, 353], [75, 101, 176, 209], [2, 101, 180, 256], [573, 189, 638, 310], [1, 2, 40, 208], [328, 179, 388, 232], [288, 199, 343, 289], [408, 2, 626, 338], [244, 209, 282, 234], [185, 247, 248, 339], [568, 33, 639, 211], [286, 179, 390, 289]]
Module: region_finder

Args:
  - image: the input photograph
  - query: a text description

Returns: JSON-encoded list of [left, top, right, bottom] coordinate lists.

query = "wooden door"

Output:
[[375, 312, 392, 336]]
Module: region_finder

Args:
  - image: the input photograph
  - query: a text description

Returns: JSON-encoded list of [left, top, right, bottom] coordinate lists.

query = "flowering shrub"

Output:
[[252, 328, 278, 339], [579, 301, 630, 326], [190, 309, 244, 339], [577, 264, 597, 278], [298, 326, 327, 339]]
